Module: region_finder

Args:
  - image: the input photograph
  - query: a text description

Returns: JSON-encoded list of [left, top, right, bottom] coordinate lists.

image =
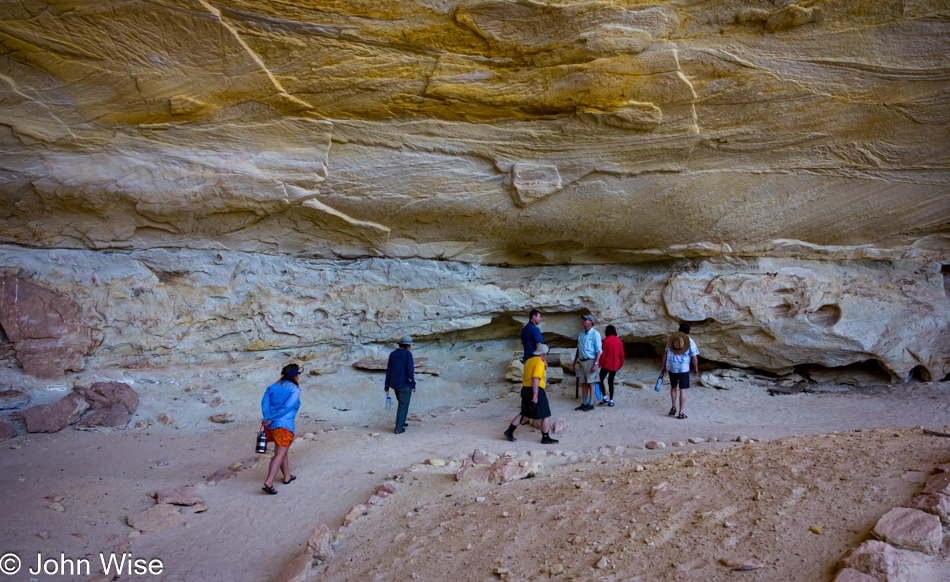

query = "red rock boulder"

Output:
[[0, 276, 97, 379]]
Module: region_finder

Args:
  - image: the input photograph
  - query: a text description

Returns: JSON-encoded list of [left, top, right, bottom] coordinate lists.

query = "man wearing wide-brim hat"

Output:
[[385, 335, 416, 434], [659, 323, 699, 419]]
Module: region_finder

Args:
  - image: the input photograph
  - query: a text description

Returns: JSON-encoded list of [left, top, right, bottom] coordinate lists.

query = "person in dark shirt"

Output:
[[384, 336, 416, 434], [521, 309, 543, 363]]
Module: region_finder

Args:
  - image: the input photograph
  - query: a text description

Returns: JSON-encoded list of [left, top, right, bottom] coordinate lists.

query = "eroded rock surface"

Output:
[[0, 0, 947, 380]]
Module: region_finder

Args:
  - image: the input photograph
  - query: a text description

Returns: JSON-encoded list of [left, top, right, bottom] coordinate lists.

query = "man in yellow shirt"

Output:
[[503, 344, 559, 444]]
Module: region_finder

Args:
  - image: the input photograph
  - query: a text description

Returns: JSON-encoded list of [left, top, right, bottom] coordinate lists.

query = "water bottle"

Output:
[[654, 374, 663, 392], [255, 429, 267, 454], [385, 395, 392, 410]]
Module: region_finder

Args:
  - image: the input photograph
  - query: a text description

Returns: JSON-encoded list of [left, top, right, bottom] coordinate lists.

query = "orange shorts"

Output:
[[265, 427, 294, 447]]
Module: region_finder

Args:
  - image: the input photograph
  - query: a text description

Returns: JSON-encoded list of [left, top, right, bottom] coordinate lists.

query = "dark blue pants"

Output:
[[394, 388, 412, 431]]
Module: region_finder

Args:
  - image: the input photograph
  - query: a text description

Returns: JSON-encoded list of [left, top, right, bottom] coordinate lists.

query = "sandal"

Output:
[[262, 485, 278, 495], [607, 401, 615, 407], [677, 413, 688, 419], [283, 475, 296, 485], [668, 407, 677, 416]]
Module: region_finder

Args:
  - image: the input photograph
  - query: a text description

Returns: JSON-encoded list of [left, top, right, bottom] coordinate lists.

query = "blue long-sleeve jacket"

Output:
[[384, 348, 415, 391], [261, 380, 301, 433]]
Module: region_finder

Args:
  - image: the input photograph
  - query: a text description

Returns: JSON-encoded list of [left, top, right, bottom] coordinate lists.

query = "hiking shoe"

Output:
[[541, 435, 559, 444], [583, 404, 595, 411], [503, 428, 517, 442], [575, 404, 587, 411]]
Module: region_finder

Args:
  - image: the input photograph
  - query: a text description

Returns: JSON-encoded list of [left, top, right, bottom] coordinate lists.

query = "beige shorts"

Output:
[[576, 359, 599, 383]]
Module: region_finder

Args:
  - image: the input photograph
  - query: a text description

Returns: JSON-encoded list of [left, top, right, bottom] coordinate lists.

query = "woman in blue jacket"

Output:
[[261, 363, 302, 494]]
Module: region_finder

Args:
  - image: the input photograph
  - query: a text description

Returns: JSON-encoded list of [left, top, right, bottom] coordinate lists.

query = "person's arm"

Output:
[[573, 347, 579, 368], [384, 354, 393, 394], [534, 327, 543, 353], [659, 348, 668, 375], [532, 376, 539, 404], [691, 355, 699, 376], [618, 340, 625, 369], [407, 351, 416, 392], [261, 388, 272, 427], [593, 332, 603, 368]]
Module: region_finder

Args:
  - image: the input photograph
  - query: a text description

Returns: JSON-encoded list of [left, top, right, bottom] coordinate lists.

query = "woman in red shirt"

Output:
[[598, 325, 625, 406]]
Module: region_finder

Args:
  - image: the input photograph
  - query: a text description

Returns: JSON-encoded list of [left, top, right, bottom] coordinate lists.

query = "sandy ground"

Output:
[[1, 343, 949, 581]]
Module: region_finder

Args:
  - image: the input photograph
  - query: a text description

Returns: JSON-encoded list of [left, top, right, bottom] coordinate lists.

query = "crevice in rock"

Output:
[[941, 264, 950, 293], [910, 365, 932, 382], [795, 360, 895, 386]]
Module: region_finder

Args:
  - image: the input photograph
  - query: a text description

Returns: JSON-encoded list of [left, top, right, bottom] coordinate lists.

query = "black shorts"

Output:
[[520, 386, 551, 419], [669, 371, 690, 389]]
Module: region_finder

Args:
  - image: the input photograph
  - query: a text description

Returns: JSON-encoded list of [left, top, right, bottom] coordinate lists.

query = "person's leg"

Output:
[[668, 373, 679, 414], [394, 388, 411, 432], [607, 370, 616, 401], [678, 373, 689, 418], [264, 446, 288, 487], [540, 417, 558, 443], [280, 450, 292, 482], [505, 413, 522, 441], [598, 368, 609, 404]]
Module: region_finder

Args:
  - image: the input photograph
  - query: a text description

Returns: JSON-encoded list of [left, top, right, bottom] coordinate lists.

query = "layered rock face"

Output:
[[0, 0, 948, 380]]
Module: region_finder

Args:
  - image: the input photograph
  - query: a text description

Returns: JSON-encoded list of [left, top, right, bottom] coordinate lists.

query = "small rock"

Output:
[[462, 543, 472, 551], [550, 563, 564, 574], [0, 420, 17, 441], [623, 380, 646, 389], [634, 465, 645, 472], [753, 491, 763, 501], [155, 486, 203, 506], [684, 459, 697, 467], [344, 504, 368, 523], [475, 497, 486, 503], [810, 526, 821, 535], [37, 531, 50, 539], [127, 504, 184, 533], [378, 483, 396, 495], [49, 502, 66, 512], [426, 458, 446, 467], [156, 413, 175, 426], [369, 432, 379, 437], [872, 507, 942, 554], [687, 437, 705, 444], [0, 389, 29, 410], [208, 413, 235, 424], [306, 524, 333, 561], [672, 441, 685, 447], [552, 418, 567, 434], [192, 505, 207, 513], [719, 558, 764, 571], [645, 441, 665, 450], [595, 556, 608, 569]]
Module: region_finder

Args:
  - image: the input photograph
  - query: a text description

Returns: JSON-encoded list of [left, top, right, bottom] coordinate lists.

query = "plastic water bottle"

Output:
[[385, 395, 392, 410], [654, 374, 663, 392]]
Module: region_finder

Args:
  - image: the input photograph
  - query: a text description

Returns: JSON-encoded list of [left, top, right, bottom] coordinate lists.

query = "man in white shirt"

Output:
[[572, 314, 602, 412], [659, 323, 699, 419]]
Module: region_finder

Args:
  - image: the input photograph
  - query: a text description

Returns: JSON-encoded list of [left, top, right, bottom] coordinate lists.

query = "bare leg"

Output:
[[264, 446, 288, 487], [679, 389, 686, 415], [541, 417, 551, 433], [280, 451, 292, 482], [510, 414, 523, 426], [670, 385, 677, 409]]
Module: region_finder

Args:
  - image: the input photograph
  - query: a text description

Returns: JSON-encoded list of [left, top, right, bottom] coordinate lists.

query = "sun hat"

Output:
[[399, 335, 413, 345], [582, 315, 595, 324], [668, 331, 690, 355], [533, 344, 550, 357]]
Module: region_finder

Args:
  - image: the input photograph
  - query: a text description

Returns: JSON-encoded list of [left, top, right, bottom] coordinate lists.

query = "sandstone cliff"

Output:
[[0, 0, 948, 380]]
